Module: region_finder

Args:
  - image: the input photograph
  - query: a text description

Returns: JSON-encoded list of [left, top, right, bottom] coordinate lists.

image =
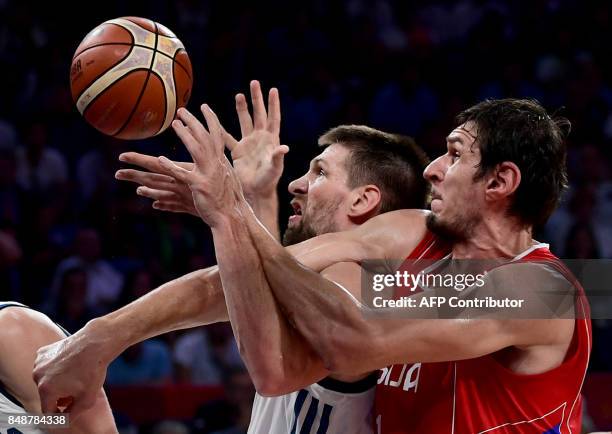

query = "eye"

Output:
[[450, 151, 460, 163], [318, 168, 325, 176]]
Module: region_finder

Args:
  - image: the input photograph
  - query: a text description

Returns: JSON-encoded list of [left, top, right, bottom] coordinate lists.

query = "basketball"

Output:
[[70, 17, 193, 140]]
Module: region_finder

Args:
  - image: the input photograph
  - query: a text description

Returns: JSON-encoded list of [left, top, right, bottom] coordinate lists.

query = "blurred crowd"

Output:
[[1, 0, 612, 432]]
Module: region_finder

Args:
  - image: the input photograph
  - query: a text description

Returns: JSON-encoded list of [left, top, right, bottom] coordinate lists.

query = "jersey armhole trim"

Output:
[[0, 380, 25, 410], [316, 372, 378, 394]]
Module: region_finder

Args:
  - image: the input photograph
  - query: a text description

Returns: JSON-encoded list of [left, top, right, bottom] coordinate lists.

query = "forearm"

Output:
[[86, 267, 228, 362], [63, 390, 117, 434], [243, 208, 370, 374], [213, 207, 327, 395], [245, 190, 281, 241]]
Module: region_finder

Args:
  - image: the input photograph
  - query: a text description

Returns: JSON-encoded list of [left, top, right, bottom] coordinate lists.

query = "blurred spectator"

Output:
[[0, 149, 24, 227], [545, 184, 612, 258], [15, 119, 68, 193], [50, 227, 124, 314], [564, 223, 601, 259], [369, 58, 439, 136], [0, 228, 21, 267], [115, 268, 156, 309], [106, 339, 173, 386], [53, 266, 93, 333], [174, 323, 243, 385]]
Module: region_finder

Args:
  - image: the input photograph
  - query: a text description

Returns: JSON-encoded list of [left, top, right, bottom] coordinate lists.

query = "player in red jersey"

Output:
[[148, 97, 589, 434]]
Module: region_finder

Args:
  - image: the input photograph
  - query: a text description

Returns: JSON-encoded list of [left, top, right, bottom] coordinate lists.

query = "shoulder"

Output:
[[0, 307, 64, 356], [358, 209, 429, 259], [480, 262, 576, 347], [0, 307, 66, 412], [486, 261, 574, 293]]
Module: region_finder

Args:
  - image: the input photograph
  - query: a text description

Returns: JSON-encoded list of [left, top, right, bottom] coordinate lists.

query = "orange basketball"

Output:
[[70, 17, 193, 140]]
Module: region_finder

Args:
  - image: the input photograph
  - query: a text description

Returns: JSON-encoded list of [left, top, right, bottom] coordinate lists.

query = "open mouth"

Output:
[[288, 201, 303, 225], [430, 190, 443, 212]]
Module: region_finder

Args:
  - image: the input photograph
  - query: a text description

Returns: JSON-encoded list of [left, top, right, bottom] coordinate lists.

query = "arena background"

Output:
[[0, 1, 611, 432]]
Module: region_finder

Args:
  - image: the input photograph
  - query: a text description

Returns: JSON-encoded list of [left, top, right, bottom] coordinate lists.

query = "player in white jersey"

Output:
[[0, 302, 117, 434], [32, 81, 429, 433], [249, 375, 377, 434]]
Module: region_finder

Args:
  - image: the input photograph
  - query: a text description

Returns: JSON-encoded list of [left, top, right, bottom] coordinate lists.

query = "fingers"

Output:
[[115, 169, 176, 188], [272, 144, 289, 168], [250, 80, 267, 130], [118, 152, 161, 172], [153, 200, 195, 215], [158, 156, 192, 184], [200, 104, 225, 157], [235, 93, 253, 137], [175, 107, 209, 144], [136, 186, 180, 202], [119, 152, 194, 171], [223, 129, 240, 152], [171, 119, 207, 167], [267, 87, 281, 135]]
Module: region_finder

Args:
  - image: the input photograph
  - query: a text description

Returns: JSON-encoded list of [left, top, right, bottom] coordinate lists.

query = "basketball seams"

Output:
[[149, 70, 168, 136], [81, 68, 148, 124], [173, 49, 192, 81], [122, 16, 157, 34], [73, 23, 134, 60], [73, 17, 191, 140], [112, 22, 160, 137], [150, 55, 175, 135], [74, 43, 187, 65], [122, 16, 180, 38], [73, 43, 135, 106]]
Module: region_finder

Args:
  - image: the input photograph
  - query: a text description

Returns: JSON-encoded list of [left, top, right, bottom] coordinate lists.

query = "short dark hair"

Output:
[[318, 125, 430, 213], [456, 98, 570, 227]]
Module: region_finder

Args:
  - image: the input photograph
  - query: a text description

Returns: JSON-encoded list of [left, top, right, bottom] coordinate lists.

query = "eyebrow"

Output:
[[445, 136, 465, 148], [312, 157, 328, 167]]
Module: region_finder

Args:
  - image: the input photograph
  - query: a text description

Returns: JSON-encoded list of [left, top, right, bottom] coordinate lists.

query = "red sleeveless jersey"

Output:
[[374, 234, 592, 434]]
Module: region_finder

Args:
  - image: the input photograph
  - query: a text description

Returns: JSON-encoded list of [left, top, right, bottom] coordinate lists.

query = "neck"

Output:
[[451, 216, 535, 259]]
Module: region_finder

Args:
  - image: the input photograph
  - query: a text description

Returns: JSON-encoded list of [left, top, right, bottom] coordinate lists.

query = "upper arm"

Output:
[[0, 307, 66, 413], [0, 308, 117, 433], [288, 209, 428, 272], [329, 262, 576, 374], [321, 262, 364, 303], [268, 262, 369, 395]]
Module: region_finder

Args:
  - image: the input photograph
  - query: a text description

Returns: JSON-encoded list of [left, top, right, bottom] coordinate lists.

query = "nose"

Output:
[[423, 155, 446, 184], [288, 172, 308, 196]]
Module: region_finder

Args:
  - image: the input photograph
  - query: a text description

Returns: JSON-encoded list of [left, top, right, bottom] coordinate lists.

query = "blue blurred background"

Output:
[[0, 0, 611, 432]]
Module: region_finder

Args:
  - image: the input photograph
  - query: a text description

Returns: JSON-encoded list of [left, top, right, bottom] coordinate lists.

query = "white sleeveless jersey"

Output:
[[248, 374, 376, 434], [0, 302, 56, 434]]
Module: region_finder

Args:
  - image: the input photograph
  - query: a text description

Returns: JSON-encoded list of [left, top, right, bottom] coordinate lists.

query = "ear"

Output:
[[485, 162, 521, 201], [348, 185, 382, 221]]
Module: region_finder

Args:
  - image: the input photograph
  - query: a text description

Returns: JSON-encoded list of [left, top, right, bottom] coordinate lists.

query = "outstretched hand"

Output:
[[227, 80, 288, 198], [160, 105, 245, 227], [115, 80, 287, 217], [115, 152, 198, 216]]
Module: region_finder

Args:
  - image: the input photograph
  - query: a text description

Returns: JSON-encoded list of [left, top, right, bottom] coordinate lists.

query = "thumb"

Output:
[[271, 145, 289, 167], [223, 129, 240, 153], [39, 389, 61, 415]]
